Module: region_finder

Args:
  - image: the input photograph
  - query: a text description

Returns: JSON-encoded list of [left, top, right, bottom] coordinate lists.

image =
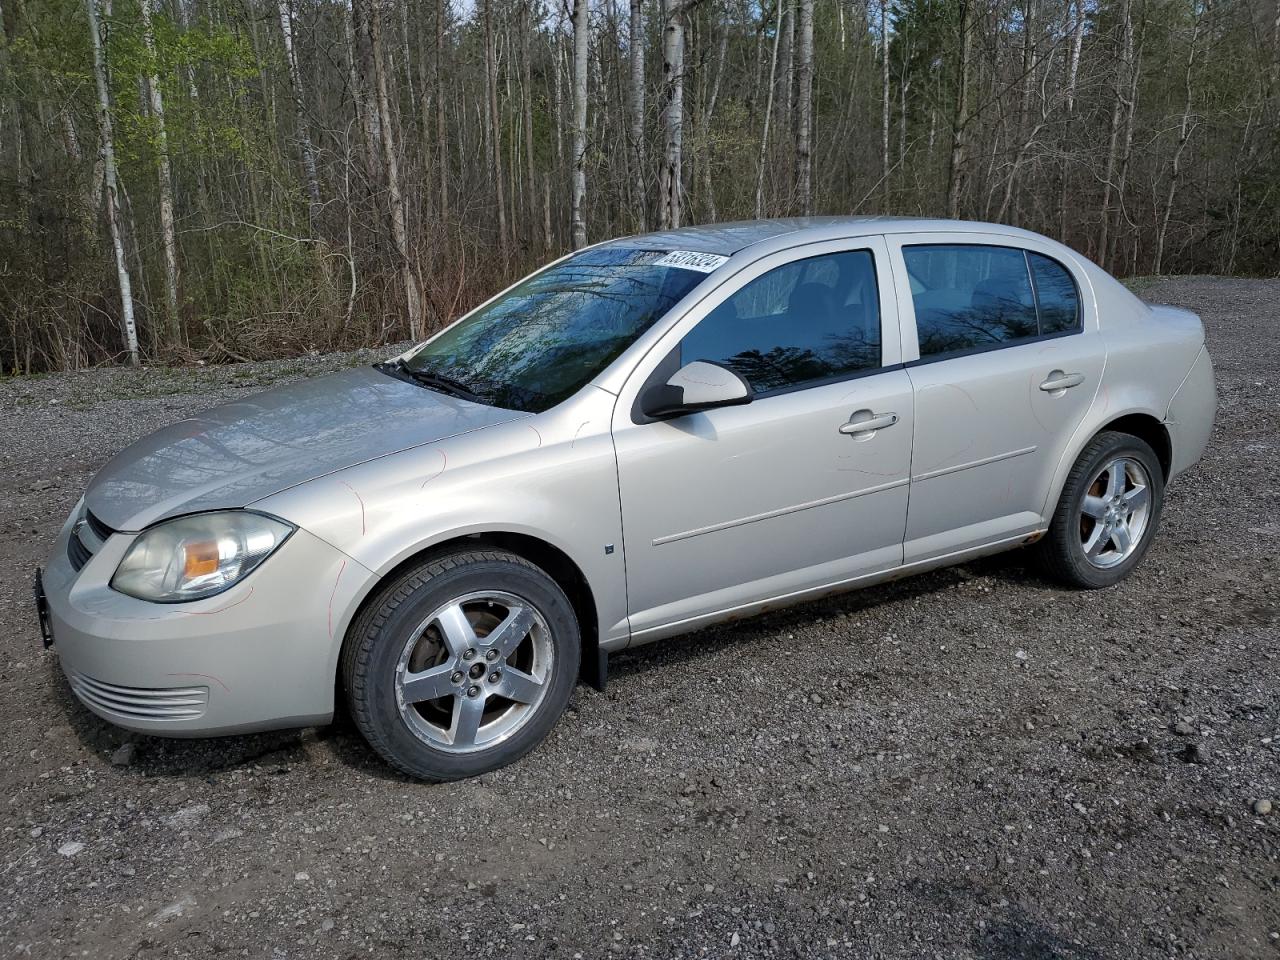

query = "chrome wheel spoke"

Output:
[[1122, 484, 1149, 513], [1084, 524, 1108, 559], [494, 666, 543, 705], [1105, 461, 1127, 498], [400, 663, 457, 704], [1110, 521, 1133, 555], [449, 694, 486, 747], [435, 603, 477, 658], [1081, 495, 1108, 520], [485, 605, 535, 658]]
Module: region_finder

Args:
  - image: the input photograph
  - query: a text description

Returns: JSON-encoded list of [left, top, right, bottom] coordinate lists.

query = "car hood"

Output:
[[84, 366, 526, 531]]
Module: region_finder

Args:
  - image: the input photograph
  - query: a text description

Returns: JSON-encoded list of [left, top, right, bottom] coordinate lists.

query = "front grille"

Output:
[[66, 508, 115, 572], [67, 534, 91, 570], [85, 510, 114, 542], [67, 670, 209, 721]]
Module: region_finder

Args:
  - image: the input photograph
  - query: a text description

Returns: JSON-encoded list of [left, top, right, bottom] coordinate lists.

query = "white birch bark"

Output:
[[795, 0, 813, 215], [85, 0, 138, 364], [276, 0, 322, 211], [571, 0, 589, 248], [139, 0, 181, 343]]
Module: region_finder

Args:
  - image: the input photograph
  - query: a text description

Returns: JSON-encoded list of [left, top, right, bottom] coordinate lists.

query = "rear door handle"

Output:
[[1039, 371, 1085, 393], [839, 410, 898, 437]]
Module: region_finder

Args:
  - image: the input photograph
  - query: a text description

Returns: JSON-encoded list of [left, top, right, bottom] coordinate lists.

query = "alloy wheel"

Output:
[[1078, 456, 1152, 569], [393, 590, 553, 752]]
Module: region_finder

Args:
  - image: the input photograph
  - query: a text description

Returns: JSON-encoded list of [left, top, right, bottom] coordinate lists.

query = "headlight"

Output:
[[111, 511, 294, 603]]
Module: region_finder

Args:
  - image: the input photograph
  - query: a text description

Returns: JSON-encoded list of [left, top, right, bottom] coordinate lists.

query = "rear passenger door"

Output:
[[886, 235, 1104, 562]]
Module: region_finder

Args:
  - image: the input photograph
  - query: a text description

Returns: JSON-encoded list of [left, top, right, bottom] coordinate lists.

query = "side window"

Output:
[[1028, 252, 1081, 335], [903, 245, 1039, 359], [679, 250, 881, 393]]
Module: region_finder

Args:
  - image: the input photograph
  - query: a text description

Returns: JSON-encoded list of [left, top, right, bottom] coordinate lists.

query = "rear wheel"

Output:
[[1038, 431, 1164, 589], [342, 549, 579, 781]]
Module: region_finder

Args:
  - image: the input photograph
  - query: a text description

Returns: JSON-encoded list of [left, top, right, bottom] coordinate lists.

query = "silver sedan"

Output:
[[36, 218, 1216, 781]]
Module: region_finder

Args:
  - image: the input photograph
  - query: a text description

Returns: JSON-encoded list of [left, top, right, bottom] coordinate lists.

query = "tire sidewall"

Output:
[[1059, 435, 1165, 588], [351, 554, 579, 781]]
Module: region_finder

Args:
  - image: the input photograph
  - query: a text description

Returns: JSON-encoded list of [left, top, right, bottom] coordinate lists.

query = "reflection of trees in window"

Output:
[[723, 346, 831, 392]]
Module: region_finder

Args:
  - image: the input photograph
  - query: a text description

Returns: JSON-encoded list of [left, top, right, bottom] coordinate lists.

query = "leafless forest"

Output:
[[1, 0, 1278, 371]]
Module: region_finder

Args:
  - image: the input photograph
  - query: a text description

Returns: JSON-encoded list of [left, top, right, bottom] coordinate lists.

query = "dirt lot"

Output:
[[0, 276, 1277, 959]]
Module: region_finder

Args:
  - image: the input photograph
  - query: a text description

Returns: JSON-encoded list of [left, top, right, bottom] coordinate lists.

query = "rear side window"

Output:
[[1028, 252, 1080, 335], [903, 245, 1081, 360], [679, 249, 881, 393]]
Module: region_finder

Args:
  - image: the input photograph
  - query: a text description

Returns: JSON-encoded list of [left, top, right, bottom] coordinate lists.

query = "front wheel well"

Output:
[[1098, 413, 1172, 479], [339, 532, 600, 691]]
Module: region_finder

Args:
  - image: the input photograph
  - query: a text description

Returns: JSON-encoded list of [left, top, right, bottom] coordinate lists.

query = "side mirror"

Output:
[[640, 360, 754, 420]]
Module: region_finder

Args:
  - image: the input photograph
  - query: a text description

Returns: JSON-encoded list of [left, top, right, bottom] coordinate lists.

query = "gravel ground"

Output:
[[0, 277, 1277, 959]]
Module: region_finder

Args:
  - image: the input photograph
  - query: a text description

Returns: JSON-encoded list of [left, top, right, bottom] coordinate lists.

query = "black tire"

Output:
[[1037, 430, 1165, 589], [341, 548, 579, 781]]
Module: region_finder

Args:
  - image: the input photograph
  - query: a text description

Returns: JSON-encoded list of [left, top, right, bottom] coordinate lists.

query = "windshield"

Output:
[[402, 247, 712, 412]]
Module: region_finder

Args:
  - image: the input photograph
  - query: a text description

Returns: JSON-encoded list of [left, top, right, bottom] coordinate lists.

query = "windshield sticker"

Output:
[[653, 250, 730, 273]]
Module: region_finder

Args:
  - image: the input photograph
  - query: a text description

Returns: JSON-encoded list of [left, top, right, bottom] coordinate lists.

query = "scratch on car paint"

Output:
[[527, 424, 543, 447], [173, 587, 254, 618], [571, 421, 592, 448], [328, 559, 347, 640], [339, 480, 366, 535], [165, 671, 231, 693], [419, 448, 448, 488]]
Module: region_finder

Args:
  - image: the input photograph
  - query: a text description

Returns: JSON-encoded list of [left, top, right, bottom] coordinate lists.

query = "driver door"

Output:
[[610, 237, 914, 640]]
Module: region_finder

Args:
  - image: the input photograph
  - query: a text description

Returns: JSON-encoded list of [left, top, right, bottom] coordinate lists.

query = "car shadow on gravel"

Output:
[[607, 554, 1028, 677], [42, 653, 404, 781]]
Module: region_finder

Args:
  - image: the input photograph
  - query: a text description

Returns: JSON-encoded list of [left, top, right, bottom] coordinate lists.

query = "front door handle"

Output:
[[839, 410, 898, 438], [1039, 370, 1086, 393]]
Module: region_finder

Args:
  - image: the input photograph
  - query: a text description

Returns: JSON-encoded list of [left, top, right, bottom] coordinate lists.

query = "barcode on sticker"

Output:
[[653, 250, 730, 273]]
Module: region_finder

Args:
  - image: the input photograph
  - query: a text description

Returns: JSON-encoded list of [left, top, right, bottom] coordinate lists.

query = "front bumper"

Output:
[[42, 505, 373, 737]]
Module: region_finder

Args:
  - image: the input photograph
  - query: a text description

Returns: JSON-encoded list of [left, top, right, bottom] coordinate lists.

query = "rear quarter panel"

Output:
[[1039, 262, 1209, 516]]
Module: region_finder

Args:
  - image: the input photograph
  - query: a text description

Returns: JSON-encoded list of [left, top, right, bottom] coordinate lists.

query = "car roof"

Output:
[[599, 217, 1049, 256]]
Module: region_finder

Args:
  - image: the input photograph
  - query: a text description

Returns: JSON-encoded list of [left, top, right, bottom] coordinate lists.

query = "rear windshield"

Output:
[[404, 248, 711, 412]]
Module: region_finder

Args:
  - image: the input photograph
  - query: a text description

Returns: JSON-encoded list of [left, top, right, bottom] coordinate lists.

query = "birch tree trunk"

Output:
[[946, 0, 972, 219], [794, 0, 813, 215], [1057, 0, 1084, 238], [363, 0, 423, 339], [483, 0, 508, 254], [85, 0, 138, 364], [658, 0, 690, 229], [755, 0, 782, 219], [276, 0, 322, 211], [570, 0, 589, 248], [629, 0, 647, 229], [139, 0, 180, 344], [880, 0, 890, 209]]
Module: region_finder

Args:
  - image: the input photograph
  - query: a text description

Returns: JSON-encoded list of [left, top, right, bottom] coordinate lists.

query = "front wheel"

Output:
[[1037, 431, 1165, 589], [341, 549, 580, 781]]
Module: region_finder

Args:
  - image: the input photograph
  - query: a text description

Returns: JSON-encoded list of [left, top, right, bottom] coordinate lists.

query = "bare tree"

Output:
[[85, 0, 138, 364], [947, 0, 973, 219], [276, 0, 322, 211], [570, 0, 589, 247], [139, 0, 180, 343], [795, 0, 813, 215], [629, 0, 647, 228]]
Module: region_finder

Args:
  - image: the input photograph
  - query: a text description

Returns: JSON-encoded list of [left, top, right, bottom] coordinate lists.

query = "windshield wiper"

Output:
[[377, 359, 483, 402]]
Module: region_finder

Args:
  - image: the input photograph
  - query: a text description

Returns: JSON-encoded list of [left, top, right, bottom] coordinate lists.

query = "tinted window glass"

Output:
[[1029, 252, 1080, 335], [405, 247, 706, 412], [903, 245, 1039, 358], [679, 250, 881, 393]]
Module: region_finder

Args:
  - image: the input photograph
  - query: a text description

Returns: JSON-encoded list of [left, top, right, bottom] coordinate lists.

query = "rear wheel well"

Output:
[[1099, 414, 1172, 479], [340, 532, 599, 690]]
